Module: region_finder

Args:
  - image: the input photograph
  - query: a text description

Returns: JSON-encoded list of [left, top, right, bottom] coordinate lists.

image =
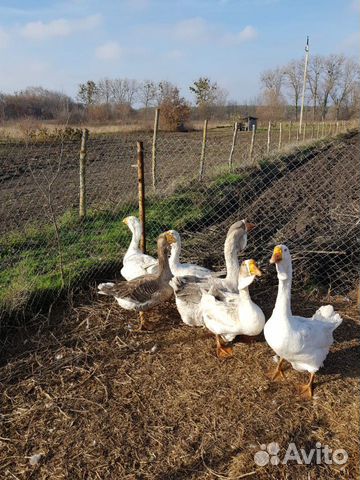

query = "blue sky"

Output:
[[0, 0, 359, 102]]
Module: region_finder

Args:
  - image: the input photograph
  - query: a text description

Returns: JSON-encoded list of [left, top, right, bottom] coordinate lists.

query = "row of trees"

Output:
[[0, 87, 77, 122], [260, 54, 360, 121], [75, 77, 228, 125], [1, 54, 358, 128], [0, 77, 227, 128]]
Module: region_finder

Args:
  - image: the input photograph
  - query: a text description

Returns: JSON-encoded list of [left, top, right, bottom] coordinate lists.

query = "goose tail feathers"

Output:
[[313, 305, 343, 330], [98, 282, 116, 295]]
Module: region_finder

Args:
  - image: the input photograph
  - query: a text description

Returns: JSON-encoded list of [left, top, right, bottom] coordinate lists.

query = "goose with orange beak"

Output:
[[200, 259, 265, 359], [264, 244, 343, 399], [170, 219, 255, 327]]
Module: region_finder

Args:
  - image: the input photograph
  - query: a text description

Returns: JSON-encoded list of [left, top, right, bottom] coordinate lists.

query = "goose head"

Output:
[[226, 219, 256, 253], [161, 230, 177, 255], [270, 244, 292, 281], [122, 216, 141, 233], [237, 259, 262, 290], [164, 229, 181, 245], [164, 230, 181, 259]]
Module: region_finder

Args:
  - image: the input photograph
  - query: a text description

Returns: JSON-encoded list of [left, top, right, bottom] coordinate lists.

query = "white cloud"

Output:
[[223, 25, 258, 45], [173, 18, 214, 43], [0, 27, 9, 48], [21, 14, 101, 40], [171, 18, 257, 47], [95, 41, 122, 60]]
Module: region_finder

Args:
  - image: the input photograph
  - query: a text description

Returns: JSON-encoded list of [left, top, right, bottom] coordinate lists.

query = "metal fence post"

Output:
[[151, 108, 160, 192], [137, 141, 146, 254], [79, 128, 89, 219], [199, 119, 208, 181], [228, 122, 238, 171]]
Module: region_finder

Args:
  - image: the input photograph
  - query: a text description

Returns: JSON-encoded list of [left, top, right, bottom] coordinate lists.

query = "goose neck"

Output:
[[224, 237, 239, 289], [169, 241, 181, 267], [274, 277, 292, 317]]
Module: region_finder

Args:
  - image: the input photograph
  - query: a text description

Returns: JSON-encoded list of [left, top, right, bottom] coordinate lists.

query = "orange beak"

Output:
[[270, 246, 283, 264], [245, 222, 256, 232], [249, 260, 262, 276]]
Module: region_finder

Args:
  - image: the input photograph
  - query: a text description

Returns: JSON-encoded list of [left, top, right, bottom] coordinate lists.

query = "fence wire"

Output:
[[0, 122, 358, 314]]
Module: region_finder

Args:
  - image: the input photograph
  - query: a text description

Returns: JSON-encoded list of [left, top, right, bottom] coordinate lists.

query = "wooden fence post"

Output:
[[199, 119, 208, 181], [266, 121, 271, 154], [321, 121, 325, 137], [137, 141, 146, 254], [151, 108, 160, 192], [228, 122, 238, 171], [249, 124, 256, 163], [296, 126, 300, 142], [302, 123, 306, 141], [311, 123, 315, 139], [278, 122, 282, 150], [288, 121, 292, 143], [79, 128, 89, 219], [317, 122, 320, 139]]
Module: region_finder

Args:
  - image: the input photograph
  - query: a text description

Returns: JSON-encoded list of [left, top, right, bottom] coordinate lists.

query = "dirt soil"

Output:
[[0, 287, 358, 479], [184, 131, 359, 293], [0, 129, 292, 234]]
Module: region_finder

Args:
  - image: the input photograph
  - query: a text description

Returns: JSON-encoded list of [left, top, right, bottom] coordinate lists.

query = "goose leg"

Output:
[[134, 312, 153, 332], [215, 335, 234, 359], [298, 373, 315, 400], [269, 357, 286, 381]]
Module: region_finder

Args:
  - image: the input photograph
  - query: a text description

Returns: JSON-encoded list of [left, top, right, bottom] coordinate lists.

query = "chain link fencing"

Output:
[[0, 121, 358, 315]]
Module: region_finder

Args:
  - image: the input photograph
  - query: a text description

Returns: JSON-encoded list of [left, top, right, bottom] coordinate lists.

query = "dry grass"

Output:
[[0, 287, 358, 479]]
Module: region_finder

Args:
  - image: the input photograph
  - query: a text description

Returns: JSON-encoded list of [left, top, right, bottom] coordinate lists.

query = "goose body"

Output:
[[99, 232, 175, 329], [200, 260, 264, 351], [167, 230, 213, 278], [121, 216, 158, 280], [264, 245, 342, 397], [169, 220, 253, 327]]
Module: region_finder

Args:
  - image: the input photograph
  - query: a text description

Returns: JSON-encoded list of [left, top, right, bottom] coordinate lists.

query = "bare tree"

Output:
[[284, 59, 303, 120], [156, 81, 178, 106], [307, 55, 323, 121], [110, 78, 138, 106], [318, 54, 344, 120], [97, 78, 113, 104], [330, 58, 360, 120], [138, 80, 157, 109], [260, 67, 286, 120], [260, 67, 284, 98]]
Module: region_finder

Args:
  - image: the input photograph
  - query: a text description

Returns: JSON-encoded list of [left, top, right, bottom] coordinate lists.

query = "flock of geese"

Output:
[[98, 216, 343, 399]]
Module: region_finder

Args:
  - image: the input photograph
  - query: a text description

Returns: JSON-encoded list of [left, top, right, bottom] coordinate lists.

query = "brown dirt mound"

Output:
[[186, 131, 359, 294], [0, 289, 358, 479]]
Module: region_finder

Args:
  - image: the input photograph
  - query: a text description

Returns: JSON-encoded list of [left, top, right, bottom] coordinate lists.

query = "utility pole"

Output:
[[299, 36, 309, 135]]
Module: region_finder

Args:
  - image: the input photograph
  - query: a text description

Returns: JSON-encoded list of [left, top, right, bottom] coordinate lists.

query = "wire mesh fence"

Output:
[[0, 121, 358, 314]]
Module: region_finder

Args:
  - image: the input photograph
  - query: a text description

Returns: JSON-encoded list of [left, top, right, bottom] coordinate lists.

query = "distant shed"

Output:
[[238, 116, 258, 132]]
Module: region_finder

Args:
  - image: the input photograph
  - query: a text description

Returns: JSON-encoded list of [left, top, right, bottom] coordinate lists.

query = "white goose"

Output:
[[264, 244, 343, 399], [200, 259, 265, 358], [169, 220, 254, 327], [166, 230, 213, 278], [121, 216, 158, 280]]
